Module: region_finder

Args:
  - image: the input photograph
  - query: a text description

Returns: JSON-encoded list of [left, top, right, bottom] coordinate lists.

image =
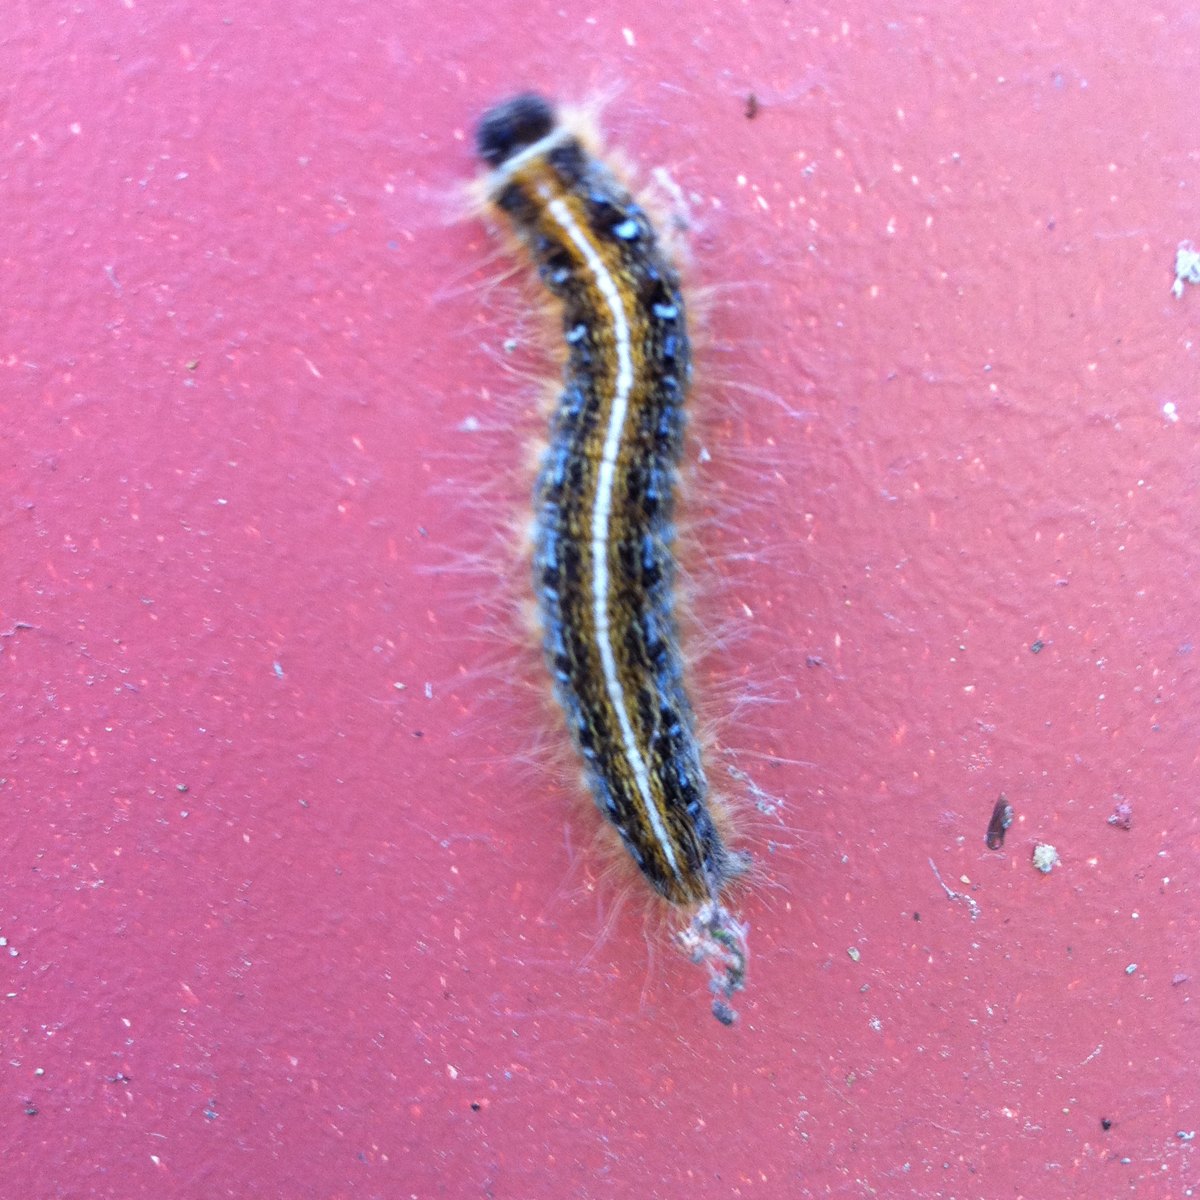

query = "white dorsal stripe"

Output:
[[543, 193, 685, 884], [485, 127, 573, 197]]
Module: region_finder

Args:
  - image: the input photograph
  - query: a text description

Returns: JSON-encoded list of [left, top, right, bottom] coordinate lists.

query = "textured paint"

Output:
[[3, 3, 1198, 1198]]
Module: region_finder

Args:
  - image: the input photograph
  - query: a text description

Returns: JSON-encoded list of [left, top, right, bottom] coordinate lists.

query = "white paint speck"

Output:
[[1032, 843, 1059, 873]]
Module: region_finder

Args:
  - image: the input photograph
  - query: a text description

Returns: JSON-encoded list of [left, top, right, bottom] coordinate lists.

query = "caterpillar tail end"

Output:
[[676, 900, 749, 1026]]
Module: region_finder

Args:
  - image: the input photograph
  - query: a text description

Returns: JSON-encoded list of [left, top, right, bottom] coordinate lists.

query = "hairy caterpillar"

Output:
[[475, 93, 749, 1023]]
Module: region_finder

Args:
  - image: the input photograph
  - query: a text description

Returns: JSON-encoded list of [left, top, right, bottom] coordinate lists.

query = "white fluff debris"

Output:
[[1173, 241, 1200, 299]]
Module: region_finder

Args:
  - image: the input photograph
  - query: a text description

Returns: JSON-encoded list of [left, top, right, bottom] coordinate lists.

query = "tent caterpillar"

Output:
[[475, 93, 749, 1023]]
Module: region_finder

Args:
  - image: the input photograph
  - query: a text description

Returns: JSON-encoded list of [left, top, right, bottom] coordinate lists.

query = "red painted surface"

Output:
[[4, 3, 1198, 1197]]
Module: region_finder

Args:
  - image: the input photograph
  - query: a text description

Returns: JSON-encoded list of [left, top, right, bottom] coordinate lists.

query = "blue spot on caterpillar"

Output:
[[476, 93, 749, 1022]]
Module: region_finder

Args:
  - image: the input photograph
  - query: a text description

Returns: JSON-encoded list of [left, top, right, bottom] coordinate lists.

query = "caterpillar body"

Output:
[[475, 93, 749, 1022]]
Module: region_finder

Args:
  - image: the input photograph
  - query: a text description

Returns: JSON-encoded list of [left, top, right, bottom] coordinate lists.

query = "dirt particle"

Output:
[[1107, 797, 1133, 830]]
